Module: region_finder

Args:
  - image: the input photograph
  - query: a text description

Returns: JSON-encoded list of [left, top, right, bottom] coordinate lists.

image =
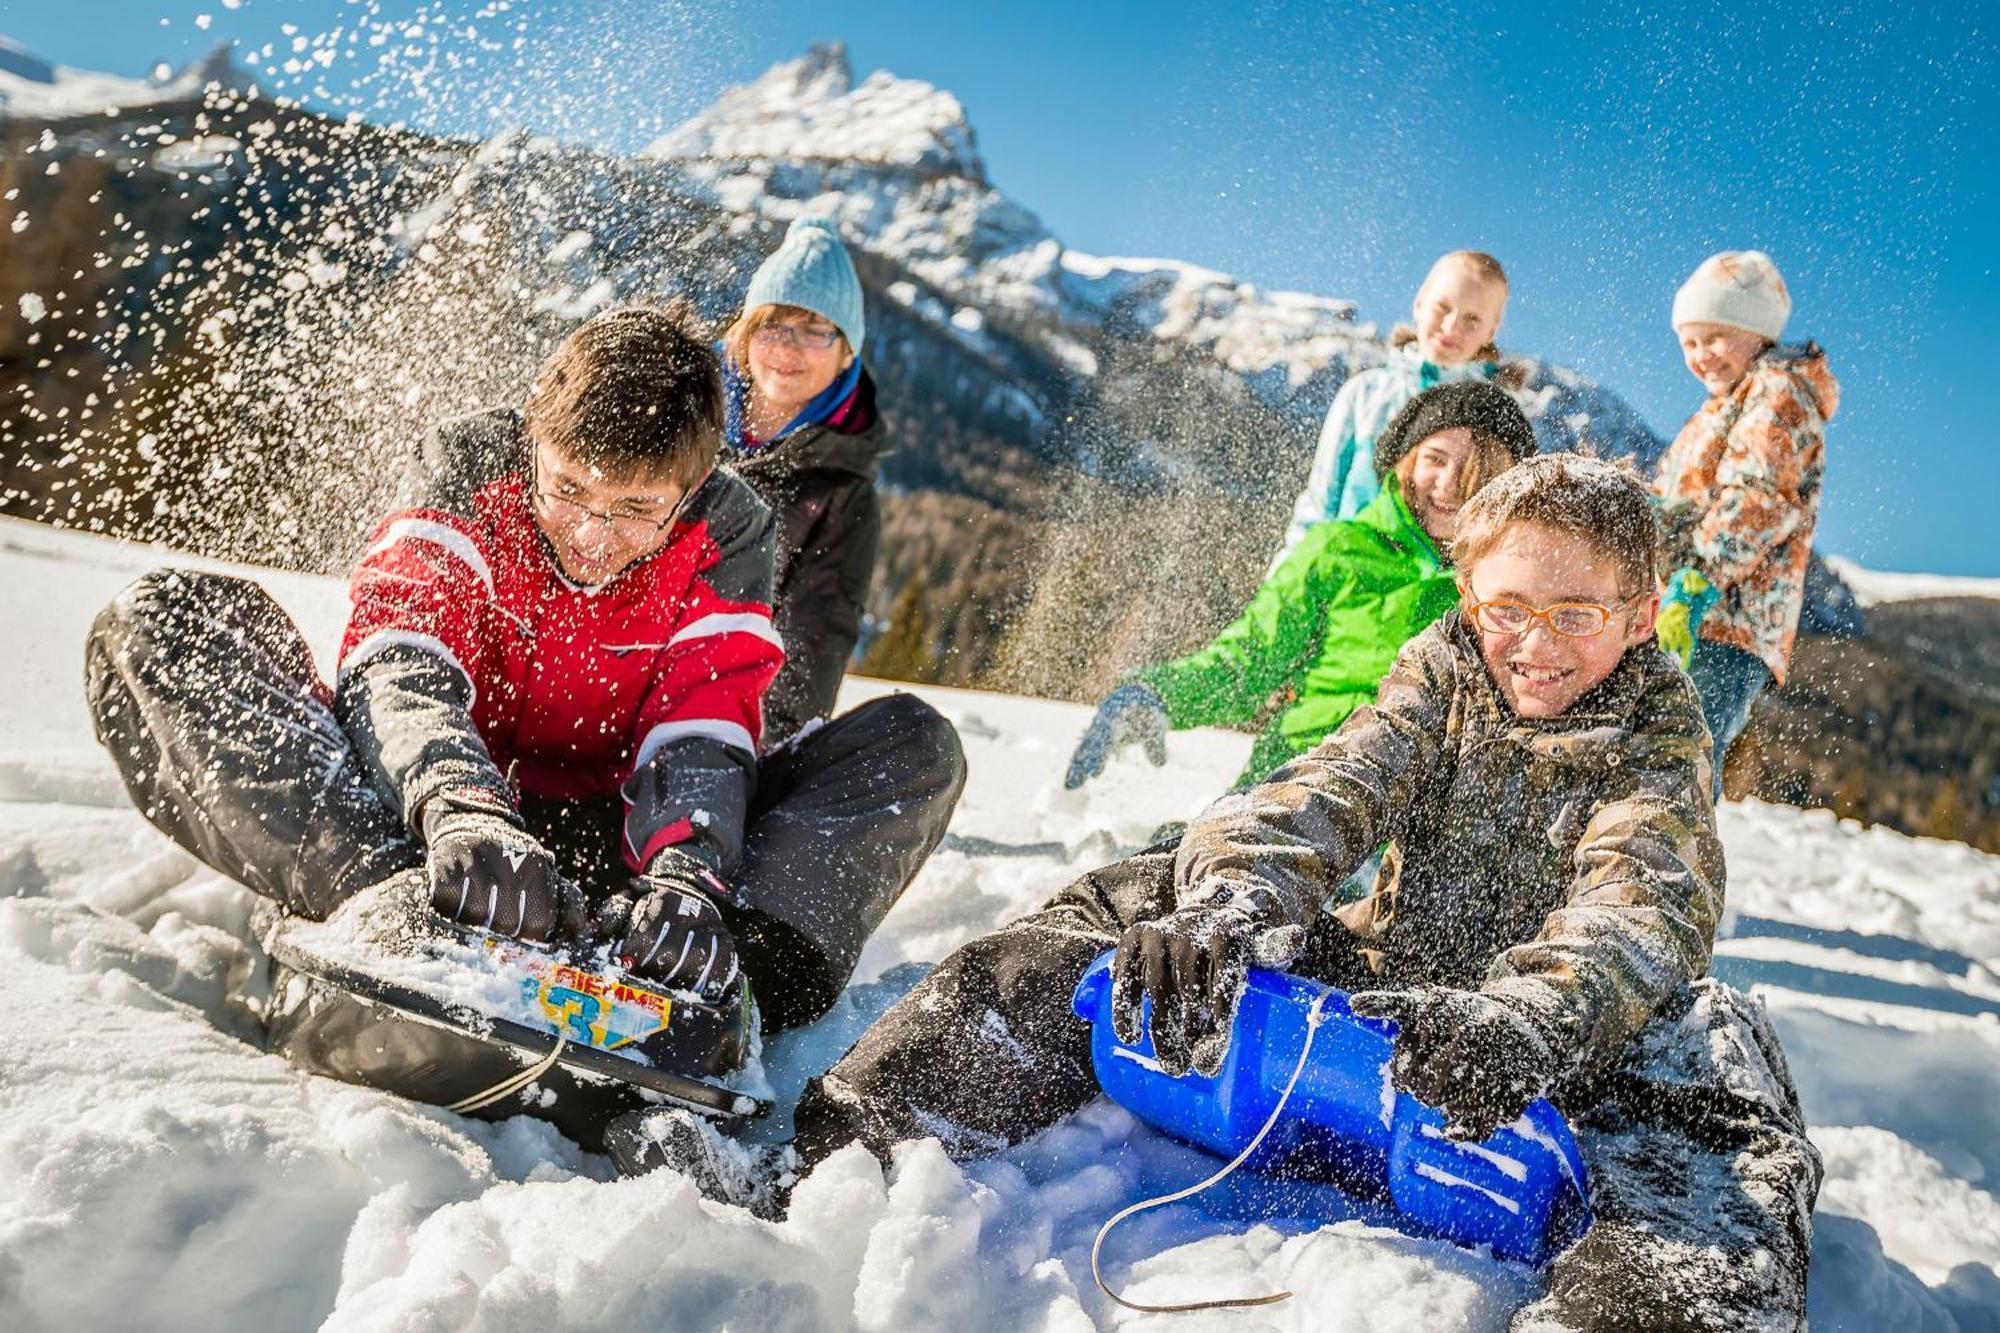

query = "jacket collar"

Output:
[[1357, 474, 1446, 573], [725, 366, 886, 481], [1387, 340, 1498, 390]]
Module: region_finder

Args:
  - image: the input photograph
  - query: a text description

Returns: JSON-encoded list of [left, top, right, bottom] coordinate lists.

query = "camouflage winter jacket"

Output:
[[1655, 343, 1839, 683], [1175, 612, 1726, 1085]]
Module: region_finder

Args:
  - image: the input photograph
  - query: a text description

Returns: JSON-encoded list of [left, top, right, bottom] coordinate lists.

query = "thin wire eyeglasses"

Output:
[[751, 323, 842, 351], [532, 457, 697, 540]]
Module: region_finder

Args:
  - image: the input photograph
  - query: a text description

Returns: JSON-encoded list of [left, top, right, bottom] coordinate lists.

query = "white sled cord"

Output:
[[1091, 987, 1333, 1315], [447, 1032, 569, 1114]]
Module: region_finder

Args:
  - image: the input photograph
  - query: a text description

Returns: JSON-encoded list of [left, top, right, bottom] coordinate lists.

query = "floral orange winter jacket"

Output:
[[1655, 344, 1840, 683]]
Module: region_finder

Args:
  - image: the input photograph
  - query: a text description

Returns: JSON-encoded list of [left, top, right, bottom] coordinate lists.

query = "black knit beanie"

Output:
[[1373, 381, 1538, 479]]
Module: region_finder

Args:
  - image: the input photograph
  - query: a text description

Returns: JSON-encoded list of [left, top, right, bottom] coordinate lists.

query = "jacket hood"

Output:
[[1756, 342, 1839, 422], [732, 367, 887, 482]]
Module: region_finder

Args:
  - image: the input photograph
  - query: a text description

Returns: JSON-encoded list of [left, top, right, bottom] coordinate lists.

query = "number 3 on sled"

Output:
[[519, 976, 675, 1050]]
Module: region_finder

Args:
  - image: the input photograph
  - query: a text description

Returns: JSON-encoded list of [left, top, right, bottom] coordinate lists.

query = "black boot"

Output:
[[603, 1108, 800, 1219]]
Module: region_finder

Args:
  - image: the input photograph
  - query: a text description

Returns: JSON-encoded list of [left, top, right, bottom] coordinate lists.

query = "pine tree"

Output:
[[859, 574, 933, 682]]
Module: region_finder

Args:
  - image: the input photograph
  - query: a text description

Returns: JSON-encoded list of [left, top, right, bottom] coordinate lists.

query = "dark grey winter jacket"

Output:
[[1178, 612, 1727, 1085], [728, 370, 887, 745]]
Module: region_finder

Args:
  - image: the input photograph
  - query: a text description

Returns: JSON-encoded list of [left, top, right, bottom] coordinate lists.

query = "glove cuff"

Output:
[[1108, 677, 1167, 714], [418, 786, 522, 844], [1478, 978, 1578, 1078], [643, 847, 732, 905]]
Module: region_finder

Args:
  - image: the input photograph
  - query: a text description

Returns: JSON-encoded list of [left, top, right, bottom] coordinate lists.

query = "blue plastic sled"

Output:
[[1072, 951, 1592, 1266]]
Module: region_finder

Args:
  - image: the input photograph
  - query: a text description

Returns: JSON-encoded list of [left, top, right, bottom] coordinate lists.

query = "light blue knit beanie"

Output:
[[744, 216, 865, 355]]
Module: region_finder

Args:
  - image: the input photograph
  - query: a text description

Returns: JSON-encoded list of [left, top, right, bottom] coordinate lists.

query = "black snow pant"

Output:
[[798, 846, 1821, 1333], [86, 570, 967, 1123]]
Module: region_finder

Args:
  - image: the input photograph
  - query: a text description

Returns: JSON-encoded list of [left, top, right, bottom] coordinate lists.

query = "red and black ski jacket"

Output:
[[334, 410, 783, 878]]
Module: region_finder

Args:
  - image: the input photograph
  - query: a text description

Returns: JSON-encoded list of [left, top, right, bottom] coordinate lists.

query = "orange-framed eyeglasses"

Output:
[[1462, 593, 1647, 639]]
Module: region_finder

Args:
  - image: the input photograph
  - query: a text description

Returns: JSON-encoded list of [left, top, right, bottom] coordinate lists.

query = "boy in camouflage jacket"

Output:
[[624, 456, 1821, 1331], [1654, 250, 1839, 791]]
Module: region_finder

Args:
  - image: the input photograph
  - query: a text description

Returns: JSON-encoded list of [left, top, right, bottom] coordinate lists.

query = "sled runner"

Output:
[[265, 908, 771, 1140], [1073, 952, 1591, 1266]]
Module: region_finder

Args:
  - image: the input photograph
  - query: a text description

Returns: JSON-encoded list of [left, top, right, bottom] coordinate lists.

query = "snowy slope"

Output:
[[1823, 555, 2000, 607], [4, 513, 1999, 1331]]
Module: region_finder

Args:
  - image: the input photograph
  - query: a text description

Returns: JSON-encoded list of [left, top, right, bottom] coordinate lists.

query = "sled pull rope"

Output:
[[1091, 987, 1333, 1315], [448, 1032, 569, 1114]]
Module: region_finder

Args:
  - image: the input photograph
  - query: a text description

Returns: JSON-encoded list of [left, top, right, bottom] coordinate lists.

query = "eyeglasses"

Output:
[[751, 323, 842, 351], [532, 457, 696, 540], [1463, 594, 1645, 639]]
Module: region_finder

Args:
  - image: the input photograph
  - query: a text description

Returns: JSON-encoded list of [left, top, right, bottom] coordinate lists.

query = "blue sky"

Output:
[[10, 0, 1997, 574]]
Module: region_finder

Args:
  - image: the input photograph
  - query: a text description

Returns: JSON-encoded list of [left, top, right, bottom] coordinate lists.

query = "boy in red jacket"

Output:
[[86, 306, 965, 1079]]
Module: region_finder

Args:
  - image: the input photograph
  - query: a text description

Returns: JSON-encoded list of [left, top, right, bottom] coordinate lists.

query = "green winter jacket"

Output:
[[1138, 477, 1458, 787]]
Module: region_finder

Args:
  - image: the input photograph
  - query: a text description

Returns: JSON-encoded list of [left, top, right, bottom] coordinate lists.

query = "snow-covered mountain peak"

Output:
[[0, 38, 245, 121], [643, 41, 986, 184]]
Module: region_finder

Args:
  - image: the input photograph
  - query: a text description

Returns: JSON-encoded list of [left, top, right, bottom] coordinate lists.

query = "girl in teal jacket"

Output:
[[1273, 252, 1513, 560], [1066, 382, 1537, 791]]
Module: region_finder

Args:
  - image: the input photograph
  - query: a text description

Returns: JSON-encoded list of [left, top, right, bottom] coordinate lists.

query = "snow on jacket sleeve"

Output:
[[1141, 523, 1352, 731], [620, 476, 784, 879], [765, 476, 878, 744], [334, 411, 523, 828], [1275, 374, 1366, 562], [1172, 628, 1453, 929], [1674, 362, 1824, 596], [335, 505, 510, 830], [1484, 664, 1726, 1085]]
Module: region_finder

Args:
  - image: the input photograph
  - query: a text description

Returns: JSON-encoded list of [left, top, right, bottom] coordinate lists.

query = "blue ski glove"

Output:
[[1111, 883, 1303, 1079], [1348, 986, 1564, 1141], [1064, 681, 1170, 790], [1655, 567, 1720, 670]]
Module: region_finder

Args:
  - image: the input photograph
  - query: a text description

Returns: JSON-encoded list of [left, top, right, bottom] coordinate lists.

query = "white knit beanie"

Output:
[[1671, 250, 1791, 341]]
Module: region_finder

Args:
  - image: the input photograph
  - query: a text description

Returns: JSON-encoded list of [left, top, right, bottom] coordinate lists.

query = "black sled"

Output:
[[262, 896, 770, 1150]]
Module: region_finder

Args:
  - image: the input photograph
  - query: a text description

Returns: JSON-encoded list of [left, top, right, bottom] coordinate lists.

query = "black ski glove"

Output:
[[1111, 884, 1303, 1079], [598, 851, 741, 1001], [1064, 681, 1170, 789], [420, 793, 586, 943], [1348, 986, 1565, 1141]]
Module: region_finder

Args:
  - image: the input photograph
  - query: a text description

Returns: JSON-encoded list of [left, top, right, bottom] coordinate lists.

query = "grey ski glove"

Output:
[[1064, 681, 1170, 789], [1348, 986, 1565, 1141], [420, 792, 586, 943], [600, 850, 742, 1001], [1110, 882, 1303, 1079]]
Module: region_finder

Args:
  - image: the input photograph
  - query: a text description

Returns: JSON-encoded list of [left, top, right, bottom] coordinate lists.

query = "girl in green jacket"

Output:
[[1065, 381, 1538, 791]]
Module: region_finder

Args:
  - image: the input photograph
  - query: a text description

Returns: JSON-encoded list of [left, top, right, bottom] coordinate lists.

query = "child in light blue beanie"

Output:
[[745, 216, 865, 356]]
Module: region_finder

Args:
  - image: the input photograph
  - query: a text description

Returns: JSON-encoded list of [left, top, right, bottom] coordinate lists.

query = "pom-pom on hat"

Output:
[[1671, 250, 1790, 342], [1374, 381, 1539, 480], [744, 216, 866, 355]]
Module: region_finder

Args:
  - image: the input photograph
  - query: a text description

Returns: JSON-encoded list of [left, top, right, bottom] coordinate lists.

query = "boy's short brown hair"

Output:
[[1451, 453, 1661, 596], [522, 304, 722, 488]]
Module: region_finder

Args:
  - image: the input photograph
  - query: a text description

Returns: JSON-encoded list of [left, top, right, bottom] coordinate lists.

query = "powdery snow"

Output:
[[3, 512, 1998, 1330]]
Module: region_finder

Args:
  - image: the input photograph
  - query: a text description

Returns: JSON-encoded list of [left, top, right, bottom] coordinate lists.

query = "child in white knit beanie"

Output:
[[1653, 249, 1840, 797]]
